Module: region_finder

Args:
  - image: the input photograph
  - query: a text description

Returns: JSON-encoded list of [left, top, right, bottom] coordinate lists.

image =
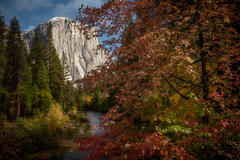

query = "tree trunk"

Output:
[[16, 96, 20, 117], [199, 31, 209, 100]]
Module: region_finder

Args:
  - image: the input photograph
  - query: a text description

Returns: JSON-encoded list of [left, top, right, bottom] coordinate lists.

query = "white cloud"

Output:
[[14, 0, 53, 11], [54, 0, 104, 18], [24, 25, 35, 32]]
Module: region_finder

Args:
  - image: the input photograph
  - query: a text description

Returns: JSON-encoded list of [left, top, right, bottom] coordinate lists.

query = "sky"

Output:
[[0, 0, 105, 31]]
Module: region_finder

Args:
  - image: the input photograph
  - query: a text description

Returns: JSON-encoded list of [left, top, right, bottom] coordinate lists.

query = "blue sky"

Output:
[[0, 0, 105, 31]]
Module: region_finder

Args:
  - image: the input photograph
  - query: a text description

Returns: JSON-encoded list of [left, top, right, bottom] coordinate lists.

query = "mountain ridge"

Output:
[[23, 17, 107, 81]]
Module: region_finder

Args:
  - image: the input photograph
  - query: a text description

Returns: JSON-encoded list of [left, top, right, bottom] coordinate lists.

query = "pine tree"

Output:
[[27, 32, 53, 113], [3, 17, 26, 117], [3, 17, 26, 91], [28, 32, 45, 82], [61, 52, 71, 82], [0, 13, 6, 85], [61, 52, 73, 109], [63, 81, 76, 112], [47, 26, 64, 103], [0, 13, 7, 113], [22, 62, 33, 115], [36, 60, 52, 112], [37, 60, 50, 91]]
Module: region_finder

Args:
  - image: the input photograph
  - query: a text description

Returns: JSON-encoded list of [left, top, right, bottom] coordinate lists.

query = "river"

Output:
[[83, 111, 105, 135], [61, 111, 104, 160]]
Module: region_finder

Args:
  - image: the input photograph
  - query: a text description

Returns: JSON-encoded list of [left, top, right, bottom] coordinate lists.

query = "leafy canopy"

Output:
[[77, 0, 240, 159]]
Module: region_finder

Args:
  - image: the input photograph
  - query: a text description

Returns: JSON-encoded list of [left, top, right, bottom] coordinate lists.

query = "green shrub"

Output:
[[15, 117, 56, 153], [68, 107, 88, 122], [0, 102, 88, 160], [45, 103, 70, 133]]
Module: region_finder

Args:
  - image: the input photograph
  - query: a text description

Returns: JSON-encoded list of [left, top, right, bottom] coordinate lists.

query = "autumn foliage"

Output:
[[76, 0, 240, 159]]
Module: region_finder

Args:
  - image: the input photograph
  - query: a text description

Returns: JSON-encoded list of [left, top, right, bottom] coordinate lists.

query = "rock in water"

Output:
[[23, 17, 107, 81]]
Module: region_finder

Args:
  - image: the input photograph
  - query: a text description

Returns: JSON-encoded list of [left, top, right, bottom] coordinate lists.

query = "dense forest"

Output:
[[76, 0, 240, 159], [0, 16, 75, 117], [1, 0, 240, 159], [0, 15, 92, 159]]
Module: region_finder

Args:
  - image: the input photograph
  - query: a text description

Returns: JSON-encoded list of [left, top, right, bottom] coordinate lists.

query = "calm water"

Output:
[[62, 111, 104, 160], [83, 111, 104, 135]]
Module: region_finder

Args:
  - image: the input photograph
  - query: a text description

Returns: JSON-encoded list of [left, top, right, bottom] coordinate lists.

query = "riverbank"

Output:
[[0, 104, 90, 160], [61, 111, 104, 160]]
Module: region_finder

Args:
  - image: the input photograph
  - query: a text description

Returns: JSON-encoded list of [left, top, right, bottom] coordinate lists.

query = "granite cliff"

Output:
[[23, 17, 107, 81]]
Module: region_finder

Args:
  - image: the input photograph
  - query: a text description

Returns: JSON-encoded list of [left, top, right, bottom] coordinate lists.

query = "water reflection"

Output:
[[82, 111, 104, 135], [62, 111, 105, 160]]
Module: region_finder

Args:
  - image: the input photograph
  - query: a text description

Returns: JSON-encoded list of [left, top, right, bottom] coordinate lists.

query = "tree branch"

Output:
[[190, 59, 201, 65], [162, 74, 190, 99], [169, 74, 203, 88]]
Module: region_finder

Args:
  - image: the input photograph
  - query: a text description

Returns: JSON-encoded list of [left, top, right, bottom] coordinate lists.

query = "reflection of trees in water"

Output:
[[82, 111, 104, 135]]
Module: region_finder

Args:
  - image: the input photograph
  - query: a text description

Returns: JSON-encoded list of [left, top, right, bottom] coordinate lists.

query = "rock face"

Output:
[[23, 17, 107, 81]]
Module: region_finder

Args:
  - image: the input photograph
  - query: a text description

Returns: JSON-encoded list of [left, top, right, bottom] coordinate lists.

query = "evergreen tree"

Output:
[[0, 13, 6, 85], [61, 52, 74, 109], [2, 17, 26, 117], [37, 60, 50, 91], [27, 32, 53, 113], [47, 26, 64, 103], [28, 32, 45, 82], [36, 60, 52, 112], [22, 63, 33, 115], [0, 13, 7, 113], [61, 52, 71, 82], [63, 81, 76, 112]]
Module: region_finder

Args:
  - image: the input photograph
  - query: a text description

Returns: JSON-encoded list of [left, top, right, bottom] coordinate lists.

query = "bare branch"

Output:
[[162, 74, 190, 99], [169, 74, 203, 88], [190, 59, 201, 65]]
